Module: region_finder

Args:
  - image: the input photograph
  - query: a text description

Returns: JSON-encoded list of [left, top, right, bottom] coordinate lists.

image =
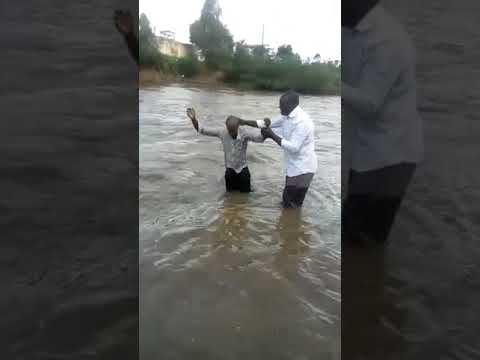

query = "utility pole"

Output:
[[261, 24, 264, 46]]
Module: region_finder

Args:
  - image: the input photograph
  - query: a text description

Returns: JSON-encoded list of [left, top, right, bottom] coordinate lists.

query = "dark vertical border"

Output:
[[342, 1, 480, 359], [1, 2, 139, 358]]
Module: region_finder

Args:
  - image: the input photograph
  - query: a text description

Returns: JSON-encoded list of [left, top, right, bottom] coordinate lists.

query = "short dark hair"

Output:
[[281, 90, 300, 107], [226, 115, 239, 125]]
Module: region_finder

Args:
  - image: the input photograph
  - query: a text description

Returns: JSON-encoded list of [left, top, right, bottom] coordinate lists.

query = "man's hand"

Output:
[[114, 10, 134, 36], [261, 127, 282, 147], [187, 108, 199, 131], [261, 127, 275, 139], [186, 108, 196, 121], [263, 118, 271, 127]]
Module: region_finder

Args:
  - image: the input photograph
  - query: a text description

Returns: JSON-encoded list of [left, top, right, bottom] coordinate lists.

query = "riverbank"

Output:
[[139, 67, 340, 95]]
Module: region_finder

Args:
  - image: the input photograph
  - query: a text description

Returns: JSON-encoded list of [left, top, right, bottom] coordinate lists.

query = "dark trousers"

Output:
[[342, 163, 416, 244], [225, 167, 251, 193], [282, 173, 314, 208]]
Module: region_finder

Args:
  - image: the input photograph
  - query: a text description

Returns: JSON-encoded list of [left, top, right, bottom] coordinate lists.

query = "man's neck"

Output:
[[287, 106, 300, 118]]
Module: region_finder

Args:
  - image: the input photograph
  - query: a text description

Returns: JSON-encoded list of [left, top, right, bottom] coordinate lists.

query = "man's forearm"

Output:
[[269, 133, 282, 147], [239, 119, 259, 128], [191, 118, 199, 132], [124, 31, 139, 64]]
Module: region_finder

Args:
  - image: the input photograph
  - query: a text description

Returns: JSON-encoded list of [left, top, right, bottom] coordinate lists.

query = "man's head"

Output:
[[280, 90, 300, 116], [225, 115, 240, 137], [342, 0, 380, 29]]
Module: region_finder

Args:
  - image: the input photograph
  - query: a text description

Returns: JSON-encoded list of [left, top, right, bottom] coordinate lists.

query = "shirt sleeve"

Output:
[[280, 123, 310, 154], [269, 116, 285, 128], [198, 126, 221, 138], [244, 129, 264, 143], [342, 40, 405, 118], [256, 115, 284, 129]]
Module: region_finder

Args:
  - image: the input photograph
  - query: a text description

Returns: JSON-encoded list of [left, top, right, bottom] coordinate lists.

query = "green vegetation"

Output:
[[139, 13, 201, 77], [139, 0, 340, 95], [189, 0, 234, 71], [224, 43, 340, 95]]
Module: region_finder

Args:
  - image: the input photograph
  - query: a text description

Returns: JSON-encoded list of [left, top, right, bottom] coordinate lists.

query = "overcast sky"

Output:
[[139, 0, 340, 61]]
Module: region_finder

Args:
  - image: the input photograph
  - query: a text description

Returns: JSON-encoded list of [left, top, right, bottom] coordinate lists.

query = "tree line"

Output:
[[139, 0, 340, 95]]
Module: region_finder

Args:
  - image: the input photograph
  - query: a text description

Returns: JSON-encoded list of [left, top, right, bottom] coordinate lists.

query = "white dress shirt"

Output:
[[342, 4, 424, 172], [258, 106, 317, 177]]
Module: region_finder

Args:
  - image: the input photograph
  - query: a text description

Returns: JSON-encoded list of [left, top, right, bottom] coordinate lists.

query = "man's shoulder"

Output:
[[297, 108, 314, 125], [375, 7, 413, 53]]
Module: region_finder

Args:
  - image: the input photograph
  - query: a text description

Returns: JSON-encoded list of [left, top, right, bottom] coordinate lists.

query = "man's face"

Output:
[[280, 98, 295, 116]]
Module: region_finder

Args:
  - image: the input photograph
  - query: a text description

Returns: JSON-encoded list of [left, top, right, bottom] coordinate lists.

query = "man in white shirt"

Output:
[[240, 91, 317, 208], [342, 0, 424, 243]]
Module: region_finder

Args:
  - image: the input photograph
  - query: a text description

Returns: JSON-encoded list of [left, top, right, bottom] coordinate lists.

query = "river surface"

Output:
[[139, 84, 341, 360]]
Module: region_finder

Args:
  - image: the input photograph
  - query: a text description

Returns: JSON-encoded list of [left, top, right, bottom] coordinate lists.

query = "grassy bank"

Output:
[[139, 59, 340, 96]]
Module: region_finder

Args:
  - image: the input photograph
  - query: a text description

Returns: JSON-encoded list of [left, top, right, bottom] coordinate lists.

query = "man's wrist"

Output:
[[272, 133, 282, 146]]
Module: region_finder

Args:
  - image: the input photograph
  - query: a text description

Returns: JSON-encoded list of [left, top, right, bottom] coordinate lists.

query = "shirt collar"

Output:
[[355, 4, 382, 32], [287, 105, 301, 119]]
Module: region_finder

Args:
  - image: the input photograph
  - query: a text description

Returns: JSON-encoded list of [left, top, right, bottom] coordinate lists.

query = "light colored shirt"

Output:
[[198, 125, 264, 173], [257, 106, 317, 177], [342, 4, 424, 172]]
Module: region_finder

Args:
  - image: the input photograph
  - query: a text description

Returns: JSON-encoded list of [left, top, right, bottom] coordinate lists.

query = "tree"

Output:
[[276, 45, 301, 64], [189, 0, 234, 70], [252, 45, 269, 60], [139, 13, 155, 48], [233, 41, 251, 63], [138, 13, 160, 67]]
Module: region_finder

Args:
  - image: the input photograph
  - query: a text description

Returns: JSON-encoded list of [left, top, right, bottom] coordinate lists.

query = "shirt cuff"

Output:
[[256, 120, 266, 128], [280, 139, 296, 153]]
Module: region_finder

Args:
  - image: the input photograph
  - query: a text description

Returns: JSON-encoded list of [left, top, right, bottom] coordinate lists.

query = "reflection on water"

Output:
[[140, 84, 341, 359]]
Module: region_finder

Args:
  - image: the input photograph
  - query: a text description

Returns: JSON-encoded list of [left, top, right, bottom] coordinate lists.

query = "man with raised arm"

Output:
[[186, 108, 264, 193]]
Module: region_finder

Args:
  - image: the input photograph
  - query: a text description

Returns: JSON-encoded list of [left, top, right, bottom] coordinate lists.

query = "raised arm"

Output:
[[186, 108, 221, 137], [114, 10, 139, 65]]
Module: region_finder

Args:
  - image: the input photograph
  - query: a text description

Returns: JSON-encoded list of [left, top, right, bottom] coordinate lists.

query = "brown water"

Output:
[[343, 1, 480, 359], [139, 84, 341, 360]]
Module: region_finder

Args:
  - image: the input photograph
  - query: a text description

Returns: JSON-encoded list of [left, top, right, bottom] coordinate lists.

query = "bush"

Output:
[[177, 56, 201, 78], [224, 56, 340, 95]]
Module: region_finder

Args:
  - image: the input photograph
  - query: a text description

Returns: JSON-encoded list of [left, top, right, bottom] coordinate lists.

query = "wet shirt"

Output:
[[258, 106, 318, 177], [342, 4, 424, 172], [198, 125, 264, 173]]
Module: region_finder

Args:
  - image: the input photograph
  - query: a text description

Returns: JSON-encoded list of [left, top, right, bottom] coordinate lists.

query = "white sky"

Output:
[[139, 0, 340, 61]]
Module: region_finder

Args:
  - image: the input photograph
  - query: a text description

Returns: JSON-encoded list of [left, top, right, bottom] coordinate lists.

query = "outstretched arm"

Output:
[[261, 123, 308, 154], [114, 10, 139, 65], [244, 129, 265, 143], [239, 118, 271, 128], [186, 108, 220, 137]]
